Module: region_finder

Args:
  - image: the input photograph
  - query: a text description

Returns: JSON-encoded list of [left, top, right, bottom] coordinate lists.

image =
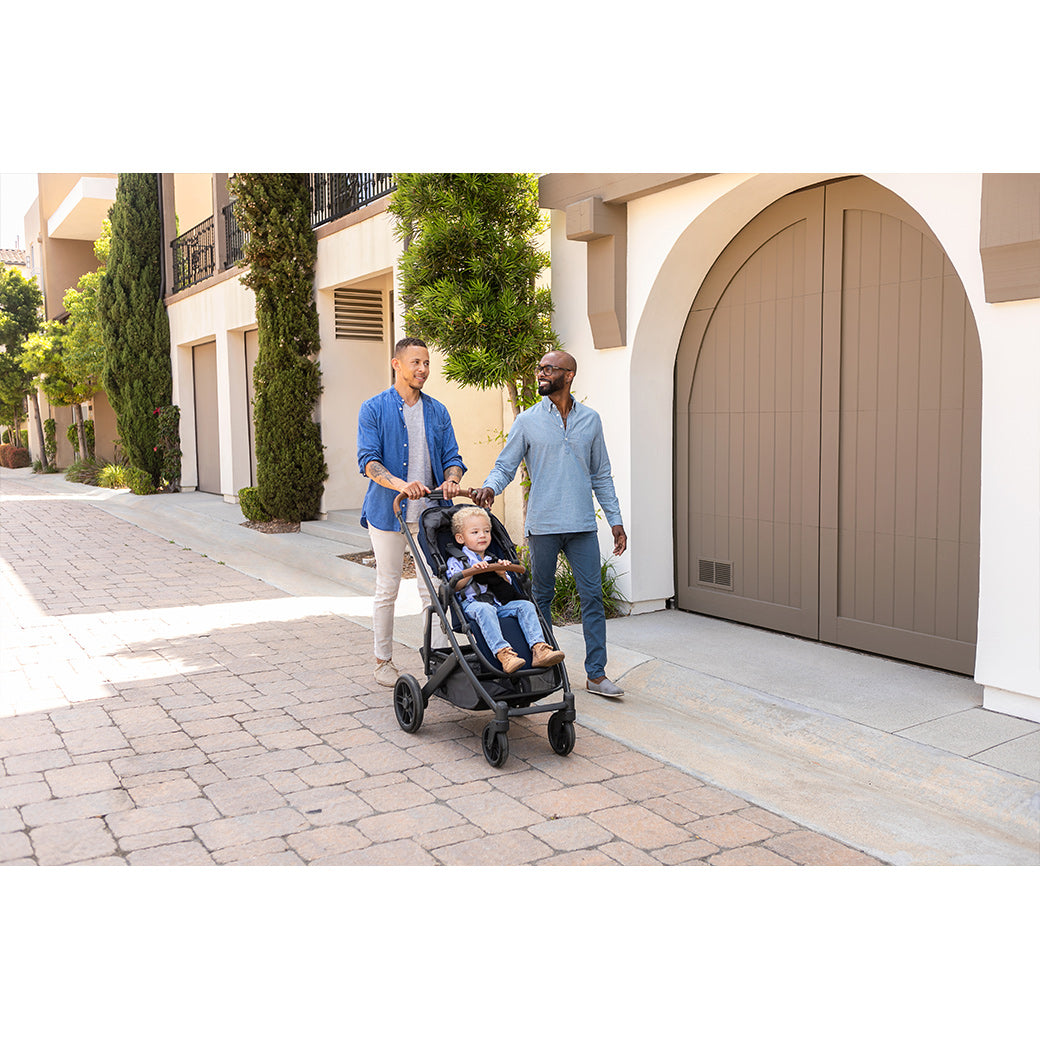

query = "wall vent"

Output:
[[697, 558, 734, 590], [335, 288, 384, 341]]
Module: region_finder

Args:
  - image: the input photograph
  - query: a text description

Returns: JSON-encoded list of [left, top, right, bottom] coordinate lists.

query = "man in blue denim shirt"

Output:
[[357, 337, 465, 686], [473, 350, 628, 699]]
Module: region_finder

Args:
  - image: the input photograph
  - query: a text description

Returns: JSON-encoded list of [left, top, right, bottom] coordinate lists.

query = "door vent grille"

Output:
[[335, 288, 384, 341], [698, 558, 734, 590]]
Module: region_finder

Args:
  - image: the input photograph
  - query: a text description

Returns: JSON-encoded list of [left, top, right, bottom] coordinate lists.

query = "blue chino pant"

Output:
[[527, 530, 606, 680]]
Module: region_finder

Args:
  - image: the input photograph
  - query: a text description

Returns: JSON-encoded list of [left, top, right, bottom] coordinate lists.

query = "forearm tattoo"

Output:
[[444, 466, 464, 483], [365, 461, 396, 488]]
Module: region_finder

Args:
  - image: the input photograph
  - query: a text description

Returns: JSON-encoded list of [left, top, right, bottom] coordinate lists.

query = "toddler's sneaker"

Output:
[[531, 642, 565, 668], [495, 647, 525, 674]]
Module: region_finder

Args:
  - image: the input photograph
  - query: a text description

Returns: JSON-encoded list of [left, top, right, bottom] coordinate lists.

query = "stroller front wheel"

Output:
[[393, 674, 424, 733], [481, 723, 509, 768], [547, 711, 576, 756]]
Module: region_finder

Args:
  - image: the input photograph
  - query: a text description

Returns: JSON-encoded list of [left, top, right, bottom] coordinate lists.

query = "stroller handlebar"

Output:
[[392, 485, 479, 518]]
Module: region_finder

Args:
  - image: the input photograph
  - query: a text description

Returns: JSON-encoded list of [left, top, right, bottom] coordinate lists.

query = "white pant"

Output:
[[369, 522, 433, 661]]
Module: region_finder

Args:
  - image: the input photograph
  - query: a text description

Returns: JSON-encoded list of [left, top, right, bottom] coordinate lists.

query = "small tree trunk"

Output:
[[30, 392, 45, 461], [503, 380, 530, 537], [74, 403, 87, 459]]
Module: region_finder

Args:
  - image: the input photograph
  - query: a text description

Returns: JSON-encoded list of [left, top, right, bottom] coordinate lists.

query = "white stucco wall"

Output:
[[547, 172, 1040, 721]]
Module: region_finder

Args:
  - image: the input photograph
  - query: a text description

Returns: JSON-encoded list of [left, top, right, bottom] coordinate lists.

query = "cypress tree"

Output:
[[229, 174, 327, 522], [98, 174, 171, 483]]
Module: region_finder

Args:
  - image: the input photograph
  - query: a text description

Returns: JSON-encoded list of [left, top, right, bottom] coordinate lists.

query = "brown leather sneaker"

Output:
[[495, 647, 525, 673], [531, 642, 565, 668]]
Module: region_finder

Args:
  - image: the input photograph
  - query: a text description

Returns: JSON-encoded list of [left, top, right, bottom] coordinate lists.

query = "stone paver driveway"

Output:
[[0, 478, 882, 866]]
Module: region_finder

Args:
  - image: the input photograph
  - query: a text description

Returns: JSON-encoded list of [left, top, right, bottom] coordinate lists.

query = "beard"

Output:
[[538, 374, 567, 396]]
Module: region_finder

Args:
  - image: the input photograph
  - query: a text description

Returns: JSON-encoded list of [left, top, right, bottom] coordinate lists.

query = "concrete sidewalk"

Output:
[[2, 468, 1037, 865]]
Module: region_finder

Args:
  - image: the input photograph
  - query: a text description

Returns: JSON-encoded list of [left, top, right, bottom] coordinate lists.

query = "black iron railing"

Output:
[[169, 175, 394, 290], [171, 216, 215, 292], [308, 173, 394, 228], [222, 202, 247, 269]]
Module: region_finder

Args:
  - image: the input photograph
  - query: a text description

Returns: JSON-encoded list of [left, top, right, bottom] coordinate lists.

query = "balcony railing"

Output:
[[308, 173, 394, 228], [222, 202, 247, 270], [171, 216, 215, 292], [173, 175, 395, 289]]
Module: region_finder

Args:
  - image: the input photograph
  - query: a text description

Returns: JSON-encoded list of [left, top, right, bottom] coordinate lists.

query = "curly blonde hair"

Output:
[[451, 505, 491, 536]]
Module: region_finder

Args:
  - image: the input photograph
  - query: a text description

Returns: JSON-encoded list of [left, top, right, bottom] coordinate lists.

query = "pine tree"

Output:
[[229, 173, 327, 522], [387, 173, 559, 420], [98, 174, 171, 483]]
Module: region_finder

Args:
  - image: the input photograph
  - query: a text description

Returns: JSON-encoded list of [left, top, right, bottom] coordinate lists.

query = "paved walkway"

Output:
[[0, 471, 882, 866]]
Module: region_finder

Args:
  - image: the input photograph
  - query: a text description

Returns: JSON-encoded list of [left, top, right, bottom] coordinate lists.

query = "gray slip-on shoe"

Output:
[[586, 676, 624, 699]]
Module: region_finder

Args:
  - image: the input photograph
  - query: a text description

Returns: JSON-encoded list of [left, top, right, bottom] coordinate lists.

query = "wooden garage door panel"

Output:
[[819, 179, 981, 672], [676, 189, 822, 637], [192, 341, 221, 495]]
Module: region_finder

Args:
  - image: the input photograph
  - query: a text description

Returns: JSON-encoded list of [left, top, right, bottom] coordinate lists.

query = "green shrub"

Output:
[[83, 419, 95, 459], [66, 422, 79, 458], [516, 545, 629, 626], [238, 486, 272, 523], [98, 464, 130, 487], [2, 430, 8, 443], [66, 457, 108, 485], [154, 405, 181, 491], [98, 463, 153, 494], [550, 553, 628, 626], [127, 467, 154, 495]]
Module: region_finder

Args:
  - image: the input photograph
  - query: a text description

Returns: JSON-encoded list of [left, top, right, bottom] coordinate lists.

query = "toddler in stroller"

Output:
[[445, 506, 566, 675], [390, 490, 576, 768]]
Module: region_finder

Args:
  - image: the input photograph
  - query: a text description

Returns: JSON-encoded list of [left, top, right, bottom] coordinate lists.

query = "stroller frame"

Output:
[[390, 489, 576, 768]]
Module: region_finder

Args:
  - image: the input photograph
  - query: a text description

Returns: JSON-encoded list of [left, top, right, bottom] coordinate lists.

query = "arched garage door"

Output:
[[675, 178, 981, 674]]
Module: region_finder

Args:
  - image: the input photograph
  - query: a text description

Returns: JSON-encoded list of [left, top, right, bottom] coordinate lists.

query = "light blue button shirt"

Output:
[[483, 397, 623, 536]]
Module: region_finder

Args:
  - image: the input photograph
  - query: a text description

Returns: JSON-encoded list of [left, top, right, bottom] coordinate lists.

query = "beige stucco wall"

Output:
[[173, 174, 214, 235]]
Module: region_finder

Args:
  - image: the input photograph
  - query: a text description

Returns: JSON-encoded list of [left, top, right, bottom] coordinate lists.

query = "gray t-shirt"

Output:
[[403, 397, 434, 522]]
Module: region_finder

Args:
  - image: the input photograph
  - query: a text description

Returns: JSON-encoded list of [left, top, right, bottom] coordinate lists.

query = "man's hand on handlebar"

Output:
[[471, 487, 495, 509], [398, 480, 430, 500]]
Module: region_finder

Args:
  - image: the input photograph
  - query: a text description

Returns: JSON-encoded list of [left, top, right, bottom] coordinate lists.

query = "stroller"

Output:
[[390, 488, 576, 768]]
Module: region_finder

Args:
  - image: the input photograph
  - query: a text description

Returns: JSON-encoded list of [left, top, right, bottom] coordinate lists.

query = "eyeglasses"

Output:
[[536, 364, 574, 376]]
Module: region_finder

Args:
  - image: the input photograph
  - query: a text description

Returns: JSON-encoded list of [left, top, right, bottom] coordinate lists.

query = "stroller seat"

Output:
[[419, 504, 536, 665]]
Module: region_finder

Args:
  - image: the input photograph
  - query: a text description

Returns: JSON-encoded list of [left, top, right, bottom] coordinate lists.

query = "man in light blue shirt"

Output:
[[473, 350, 628, 698]]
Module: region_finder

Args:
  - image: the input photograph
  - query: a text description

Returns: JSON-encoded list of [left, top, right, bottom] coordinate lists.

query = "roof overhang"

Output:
[[47, 176, 117, 240]]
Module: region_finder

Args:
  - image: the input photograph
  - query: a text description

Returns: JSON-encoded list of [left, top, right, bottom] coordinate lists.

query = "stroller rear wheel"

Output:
[[547, 711, 575, 756], [481, 723, 509, 768], [393, 674, 424, 733]]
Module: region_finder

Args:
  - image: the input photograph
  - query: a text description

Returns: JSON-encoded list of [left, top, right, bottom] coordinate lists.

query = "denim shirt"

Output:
[[357, 386, 466, 533], [482, 397, 623, 536]]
